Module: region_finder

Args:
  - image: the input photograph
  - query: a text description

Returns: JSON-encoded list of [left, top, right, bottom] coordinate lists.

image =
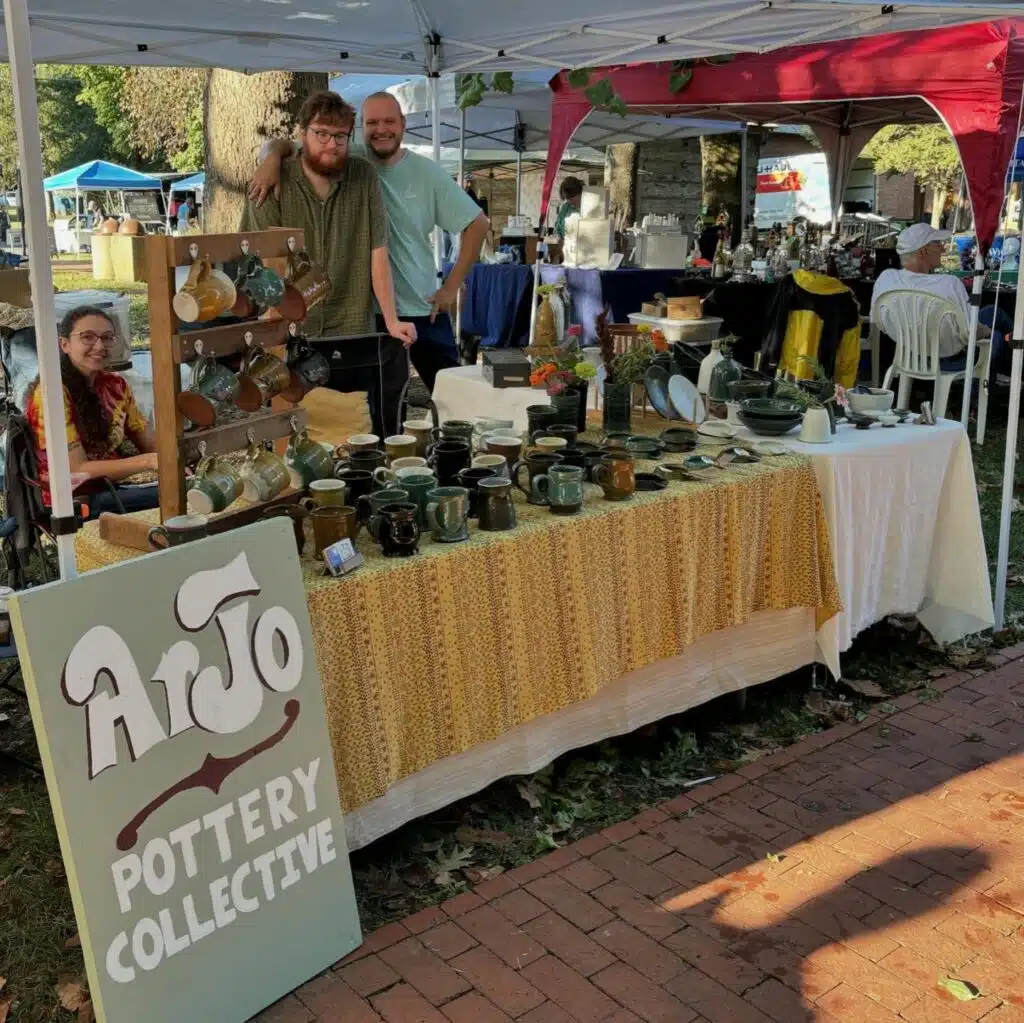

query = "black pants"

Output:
[[314, 334, 409, 439], [404, 313, 461, 394]]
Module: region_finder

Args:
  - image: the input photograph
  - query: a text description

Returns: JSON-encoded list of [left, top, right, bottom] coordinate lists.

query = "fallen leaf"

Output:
[[804, 691, 829, 716], [0, 997, 10, 1023], [6, 808, 24, 817], [965, 733, 984, 743], [463, 865, 505, 885], [430, 845, 474, 887], [766, 852, 784, 863], [879, 702, 897, 715], [516, 783, 542, 810], [534, 829, 560, 852], [843, 678, 887, 699], [56, 975, 90, 1012], [65, 934, 81, 949], [937, 976, 980, 1001], [827, 700, 854, 722], [454, 827, 513, 849], [928, 667, 947, 678]]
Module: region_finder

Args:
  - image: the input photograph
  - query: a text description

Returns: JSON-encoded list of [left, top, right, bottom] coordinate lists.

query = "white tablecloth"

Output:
[[737, 418, 994, 654], [433, 365, 548, 433]]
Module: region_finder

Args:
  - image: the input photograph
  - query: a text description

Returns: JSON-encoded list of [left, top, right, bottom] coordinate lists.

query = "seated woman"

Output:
[[26, 305, 159, 516]]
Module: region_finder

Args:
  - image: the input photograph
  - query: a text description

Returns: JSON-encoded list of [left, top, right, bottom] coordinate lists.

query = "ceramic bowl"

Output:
[[846, 388, 894, 415], [634, 472, 669, 491], [726, 379, 774, 403], [737, 412, 802, 437], [739, 398, 805, 418]]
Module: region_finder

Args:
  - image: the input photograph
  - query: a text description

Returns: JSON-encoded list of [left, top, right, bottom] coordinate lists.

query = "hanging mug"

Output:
[[286, 426, 335, 488], [239, 254, 286, 309], [186, 453, 243, 515], [281, 333, 331, 403], [241, 442, 291, 503], [177, 351, 248, 428], [278, 248, 332, 321], [173, 259, 229, 324], [238, 343, 292, 410]]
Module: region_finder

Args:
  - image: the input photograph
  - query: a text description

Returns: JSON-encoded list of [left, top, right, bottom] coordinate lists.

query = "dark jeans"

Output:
[[405, 313, 460, 394], [82, 484, 160, 519], [315, 333, 409, 440], [940, 305, 1014, 372]]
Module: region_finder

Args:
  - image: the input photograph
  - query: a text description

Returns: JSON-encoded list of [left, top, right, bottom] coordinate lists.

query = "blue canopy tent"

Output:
[[167, 172, 205, 231]]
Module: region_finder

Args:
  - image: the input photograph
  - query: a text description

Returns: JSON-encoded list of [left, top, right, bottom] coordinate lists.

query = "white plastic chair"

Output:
[[874, 289, 991, 444]]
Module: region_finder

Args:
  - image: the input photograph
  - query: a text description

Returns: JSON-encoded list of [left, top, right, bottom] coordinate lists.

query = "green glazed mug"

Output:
[[186, 455, 243, 515], [426, 486, 470, 543], [286, 427, 335, 489], [533, 464, 585, 515]]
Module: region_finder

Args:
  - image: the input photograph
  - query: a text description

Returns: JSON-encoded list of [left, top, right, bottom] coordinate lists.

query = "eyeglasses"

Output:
[[308, 128, 351, 147], [72, 330, 116, 349]]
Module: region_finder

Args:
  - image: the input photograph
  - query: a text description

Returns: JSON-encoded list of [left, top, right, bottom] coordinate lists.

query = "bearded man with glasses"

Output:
[[240, 91, 416, 439]]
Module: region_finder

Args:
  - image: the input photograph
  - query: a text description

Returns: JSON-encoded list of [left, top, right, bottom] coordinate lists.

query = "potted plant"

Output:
[[596, 316, 668, 433], [776, 356, 849, 440]]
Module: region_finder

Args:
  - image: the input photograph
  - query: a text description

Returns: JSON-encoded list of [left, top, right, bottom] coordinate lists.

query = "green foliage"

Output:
[[77, 67, 134, 163], [170, 104, 205, 172], [491, 72, 515, 95], [122, 67, 207, 168], [567, 67, 593, 88], [863, 124, 961, 192], [456, 72, 516, 110]]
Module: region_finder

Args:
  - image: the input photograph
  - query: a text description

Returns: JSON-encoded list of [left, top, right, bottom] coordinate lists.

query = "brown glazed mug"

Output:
[[595, 454, 636, 501], [485, 434, 522, 466], [237, 345, 291, 409], [311, 505, 357, 557], [278, 248, 332, 321]]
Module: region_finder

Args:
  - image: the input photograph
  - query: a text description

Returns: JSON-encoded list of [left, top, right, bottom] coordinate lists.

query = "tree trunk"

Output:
[[700, 134, 742, 242], [204, 70, 328, 234], [604, 143, 638, 234], [930, 185, 947, 229]]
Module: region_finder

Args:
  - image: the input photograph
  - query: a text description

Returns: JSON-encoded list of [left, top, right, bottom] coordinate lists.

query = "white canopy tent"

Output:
[[1, 0, 1019, 580]]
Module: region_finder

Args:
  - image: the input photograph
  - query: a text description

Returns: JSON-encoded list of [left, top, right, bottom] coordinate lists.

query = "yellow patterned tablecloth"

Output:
[[76, 453, 840, 813]]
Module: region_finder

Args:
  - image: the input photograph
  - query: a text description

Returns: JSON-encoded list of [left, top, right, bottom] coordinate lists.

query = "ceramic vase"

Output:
[[567, 381, 589, 433], [799, 406, 832, 443], [602, 380, 632, 435], [550, 389, 580, 428]]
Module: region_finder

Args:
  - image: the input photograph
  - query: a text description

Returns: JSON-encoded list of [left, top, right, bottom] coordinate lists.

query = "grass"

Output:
[[0, 384, 1022, 1019]]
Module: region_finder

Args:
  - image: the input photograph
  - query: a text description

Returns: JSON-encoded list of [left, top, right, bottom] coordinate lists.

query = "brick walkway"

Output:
[[257, 651, 1024, 1023]]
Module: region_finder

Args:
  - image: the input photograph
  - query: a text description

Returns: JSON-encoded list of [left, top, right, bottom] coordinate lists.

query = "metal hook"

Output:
[[240, 239, 250, 256], [289, 414, 299, 433], [246, 427, 256, 445], [188, 242, 199, 260], [287, 235, 297, 253], [193, 338, 203, 355], [244, 331, 254, 346], [197, 440, 207, 457], [288, 322, 298, 337]]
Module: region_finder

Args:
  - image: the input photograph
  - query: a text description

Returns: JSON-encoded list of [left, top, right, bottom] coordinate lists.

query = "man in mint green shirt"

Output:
[[252, 92, 490, 392]]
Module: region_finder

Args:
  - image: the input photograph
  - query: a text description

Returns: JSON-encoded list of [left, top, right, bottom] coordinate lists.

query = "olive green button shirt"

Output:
[[240, 154, 387, 337]]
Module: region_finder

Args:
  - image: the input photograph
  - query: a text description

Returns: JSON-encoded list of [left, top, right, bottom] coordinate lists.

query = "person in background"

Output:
[[250, 91, 489, 395], [86, 200, 105, 229], [25, 306, 159, 515], [242, 90, 416, 439], [177, 196, 194, 233], [553, 177, 585, 241], [871, 223, 1012, 373], [0, 205, 8, 248]]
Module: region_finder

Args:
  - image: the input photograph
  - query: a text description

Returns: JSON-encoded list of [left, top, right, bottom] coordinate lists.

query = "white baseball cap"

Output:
[[896, 223, 951, 255]]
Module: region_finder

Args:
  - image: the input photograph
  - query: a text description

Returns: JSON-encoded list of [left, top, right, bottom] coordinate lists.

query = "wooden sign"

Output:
[[10, 520, 360, 1022]]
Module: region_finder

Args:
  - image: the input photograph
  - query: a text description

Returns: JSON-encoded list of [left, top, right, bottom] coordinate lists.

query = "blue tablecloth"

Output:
[[539, 266, 687, 345], [451, 263, 534, 347]]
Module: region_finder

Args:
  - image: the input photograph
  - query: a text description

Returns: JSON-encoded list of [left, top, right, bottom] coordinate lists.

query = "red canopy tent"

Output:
[[541, 20, 1024, 248]]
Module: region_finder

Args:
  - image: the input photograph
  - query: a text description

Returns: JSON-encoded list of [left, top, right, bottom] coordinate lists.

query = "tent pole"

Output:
[[3, 0, 77, 580], [739, 127, 749, 228], [959, 245, 984, 430], [75, 185, 81, 254], [429, 74, 442, 274], [456, 107, 466, 346], [993, 239, 1024, 630], [516, 151, 522, 217]]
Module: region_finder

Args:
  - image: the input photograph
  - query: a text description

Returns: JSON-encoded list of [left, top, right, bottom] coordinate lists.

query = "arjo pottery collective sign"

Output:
[[11, 521, 360, 1023]]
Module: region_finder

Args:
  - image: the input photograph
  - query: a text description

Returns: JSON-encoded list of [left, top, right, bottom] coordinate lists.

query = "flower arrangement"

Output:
[[775, 356, 849, 410], [530, 341, 597, 395], [595, 315, 669, 385]]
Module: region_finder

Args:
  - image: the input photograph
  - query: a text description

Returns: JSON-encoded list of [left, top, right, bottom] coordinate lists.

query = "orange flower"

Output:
[[652, 329, 669, 352]]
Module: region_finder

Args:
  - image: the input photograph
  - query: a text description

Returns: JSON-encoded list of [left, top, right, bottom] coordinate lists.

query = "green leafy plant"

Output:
[[456, 72, 516, 110]]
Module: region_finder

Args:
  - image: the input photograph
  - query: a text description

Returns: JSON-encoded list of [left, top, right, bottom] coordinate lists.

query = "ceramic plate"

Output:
[[668, 374, 705, 424], [683, 454, 715, 471], [645, 365, 680, 421], [697, 421, 737, 440], [752, 441, 791, 456]]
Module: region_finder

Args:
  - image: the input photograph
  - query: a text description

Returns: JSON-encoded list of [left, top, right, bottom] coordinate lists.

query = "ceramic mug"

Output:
[[239, 255, 286, 309], [433, 419, 475, 445], [281, 335, 331, 403], [186, 455, 243, 515], [373, 502, 420, 557], [148, 514, 208, 549], [286, 427, 335, 488], [512, 452, 564, 505], [457, 466, 498, 518], [541, 424, 578, 448], [426, 486, 470, 543], [485, 433, 522, 466], [337, 448, 387, 474], [385, 434, 418, 462], [403, 419, 433, 458], [178, 354, 253, 428], [302, 478, 348, 509], [335, 468, 375, 512], [238, 346, 291, 408], [311, 505, 357, 557], [533, 464, 585, 515], [428, 439, 472, 486], [531, 436, 568, 455], [359, 488, 410, 538], [558, 448, 587, 470], [595, 454, 636, 501], [477, 477, 517, 531], [278, 248, 332, 321], [241, 443, 291, 503], [526, 404, 559, 438], [473, 418, 514, 449], [471, 453, 508, 477], [342, 434, 381, 454], [262, 504, 308, 556], [397, 472, 437, 528], [373, 458, 429, 486], [173, 260, 230, 324]]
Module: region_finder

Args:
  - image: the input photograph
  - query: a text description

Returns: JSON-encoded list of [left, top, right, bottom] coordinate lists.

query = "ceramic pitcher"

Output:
[[477, 477, 517, 531]]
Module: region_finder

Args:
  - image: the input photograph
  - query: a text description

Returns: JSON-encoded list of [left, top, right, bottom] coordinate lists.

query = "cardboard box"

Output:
[[482, 349, 531, 388], [642, 300, 667, 317]]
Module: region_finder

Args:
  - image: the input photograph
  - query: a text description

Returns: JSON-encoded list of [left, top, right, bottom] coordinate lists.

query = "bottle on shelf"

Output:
[[712, 237, 728, 279]]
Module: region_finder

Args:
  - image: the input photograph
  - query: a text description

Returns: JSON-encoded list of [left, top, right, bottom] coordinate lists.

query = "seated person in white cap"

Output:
[[871, 223, 1011, 372]]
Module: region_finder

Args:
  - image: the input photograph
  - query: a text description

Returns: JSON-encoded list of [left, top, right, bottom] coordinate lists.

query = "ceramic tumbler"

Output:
[[426, 486, 471, 543], [477, 477, 517, 531], [311, 506, 357, 556]]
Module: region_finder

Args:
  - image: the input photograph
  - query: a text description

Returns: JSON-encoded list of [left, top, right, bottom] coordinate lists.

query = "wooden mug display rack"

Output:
[[145, 228, 310, 529]]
